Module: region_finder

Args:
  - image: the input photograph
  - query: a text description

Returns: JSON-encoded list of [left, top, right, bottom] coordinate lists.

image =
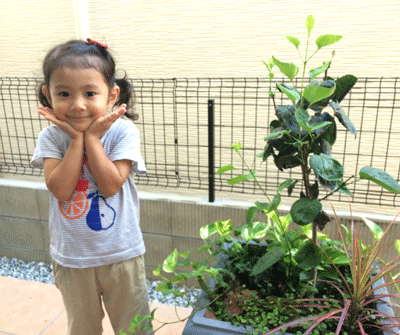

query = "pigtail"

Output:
[[115, 76, 138, 121], [37, 82, 52, 109]]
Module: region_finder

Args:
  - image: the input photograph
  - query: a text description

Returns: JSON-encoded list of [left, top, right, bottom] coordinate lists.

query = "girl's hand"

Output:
[[85, 104, 127, 140], [38, 106, 83, 140]]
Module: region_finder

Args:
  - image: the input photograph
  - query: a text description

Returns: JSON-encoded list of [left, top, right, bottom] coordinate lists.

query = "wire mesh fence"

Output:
[[0, 77, 399, 207]]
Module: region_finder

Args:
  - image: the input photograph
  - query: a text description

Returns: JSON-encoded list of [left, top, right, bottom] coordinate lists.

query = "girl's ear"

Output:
[[107, 85, 120, 109], [41, 85, 52, 104]]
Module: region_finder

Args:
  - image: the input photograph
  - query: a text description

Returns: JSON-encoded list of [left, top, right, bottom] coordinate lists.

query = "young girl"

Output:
[[31, 39, 152, 335]]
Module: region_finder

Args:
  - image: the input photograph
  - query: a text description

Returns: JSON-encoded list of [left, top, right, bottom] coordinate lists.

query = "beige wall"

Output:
[[1, 0, 400, 79]]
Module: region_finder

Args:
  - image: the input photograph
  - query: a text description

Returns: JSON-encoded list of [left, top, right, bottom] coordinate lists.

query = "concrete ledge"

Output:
[[1, 179, 400, 281]]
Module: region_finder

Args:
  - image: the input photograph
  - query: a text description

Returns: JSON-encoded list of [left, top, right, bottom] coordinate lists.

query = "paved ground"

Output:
[[0, 276, 192, 335]]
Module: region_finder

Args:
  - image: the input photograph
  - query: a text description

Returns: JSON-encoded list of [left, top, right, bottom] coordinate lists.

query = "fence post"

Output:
[[208, 99, 215, 202]]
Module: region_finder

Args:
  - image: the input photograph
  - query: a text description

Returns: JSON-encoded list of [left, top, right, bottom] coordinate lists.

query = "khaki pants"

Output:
[[52, 255, 152, 335]]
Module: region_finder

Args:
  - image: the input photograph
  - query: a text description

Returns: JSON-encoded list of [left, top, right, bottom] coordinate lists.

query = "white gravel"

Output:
[[0, 256, 200, 307]]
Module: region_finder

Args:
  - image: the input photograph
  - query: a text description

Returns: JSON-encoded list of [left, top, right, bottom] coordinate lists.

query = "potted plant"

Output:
[[125, 212, 400, 334], [122, 15, 400, 335]]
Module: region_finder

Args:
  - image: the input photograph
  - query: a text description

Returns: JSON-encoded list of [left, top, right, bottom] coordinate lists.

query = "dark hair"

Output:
[[38, 39, 138, 120]]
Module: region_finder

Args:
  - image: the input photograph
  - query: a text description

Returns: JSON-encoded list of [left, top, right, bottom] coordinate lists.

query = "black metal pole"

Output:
[[208, 99, 215, 202]]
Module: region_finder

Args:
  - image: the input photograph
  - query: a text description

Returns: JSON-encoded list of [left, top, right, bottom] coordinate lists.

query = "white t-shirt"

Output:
[[31, 118, 146, 268]]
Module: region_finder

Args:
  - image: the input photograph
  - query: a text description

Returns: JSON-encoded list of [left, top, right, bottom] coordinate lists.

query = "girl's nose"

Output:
[[71, 97, 85, 111]]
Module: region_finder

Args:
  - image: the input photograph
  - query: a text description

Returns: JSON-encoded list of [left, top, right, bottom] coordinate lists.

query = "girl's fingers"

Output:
[[38, 107, 55, 120], [107, 105, 127, 122], [113, 104, 127, 117]]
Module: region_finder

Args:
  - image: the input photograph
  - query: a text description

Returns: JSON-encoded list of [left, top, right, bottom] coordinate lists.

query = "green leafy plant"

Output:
[[218, 13, 400, 280], [124, 15, 400, 334], [124, 213, 355, 334], [262, 208, 400, 335]]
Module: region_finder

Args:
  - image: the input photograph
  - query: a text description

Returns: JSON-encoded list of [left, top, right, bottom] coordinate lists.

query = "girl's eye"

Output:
[[58, 92, 69, 97], [86, 92, 96, 97]]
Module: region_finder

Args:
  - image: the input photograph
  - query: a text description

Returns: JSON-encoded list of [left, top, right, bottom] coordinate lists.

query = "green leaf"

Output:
[[277, 105, 299, 134], [295, 107, 323, 134], [286, 35, 300, 49], [321, 112, 336, 146], [231, 142, 241, 151], [301, 223, 313, 237], [331, 75, 358, 103], [395, 240, 400, 255], [250, 245, 286, 276], [153, 264, 161, 277], [262, 59, 273, 71], [275, 153, 302, 170], [264, 129, 291, 141], [295, 106, 311, 132], [278, 178, 294, 193], [261, 143, 274, 161], [359, 166, 400, 193], [310, 153, 344, 181], [128, 312, 154, 332], [272, 56, 299, 82], [176, 258, 191, 268], [272, 193, 281, 209], [304, 80, 336, 111], [314, 210, 331, 230], [157, 280, 173, 295], [196, 244, 212, 253], [309, 61, 331, 80], [206, 267, 219, 277], [268, 212, 291, 233], [246, 206, 258, 225], [308, 181, 319, 200], [305, 15, 315, 34], [215, 219, 233, 237], [162, 249, 178, 273], [309, 121, 332, 132], [329, 101, 356, 136], [303, 81, 336, 106], [177, 249, 192, 259], [362, 217, 384, 241], [227, 171, 256, 185], [290, 198, 322, 226], [316, 34, 342, 49], [254, 201, 272, 211], [200, 223, 217, 239], [241, 221, 269, 241], [294, 240, 322, 269], [341, 224, 352, 245], [254, 196, 279, 214], [288, 179, 298, 196], [276, 82, 300, 104], [217, 165, 235, 174], [263, 60, 271, 71], [334, 181, 352, 196], [322, 247, 349, 265]]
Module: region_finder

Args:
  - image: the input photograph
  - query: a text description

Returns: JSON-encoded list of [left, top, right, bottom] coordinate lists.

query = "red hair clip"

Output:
[[86, 38, 108, 49]]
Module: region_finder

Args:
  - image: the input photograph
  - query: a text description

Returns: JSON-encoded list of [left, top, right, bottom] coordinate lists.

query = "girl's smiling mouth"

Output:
[[67, 115, 91, 120]]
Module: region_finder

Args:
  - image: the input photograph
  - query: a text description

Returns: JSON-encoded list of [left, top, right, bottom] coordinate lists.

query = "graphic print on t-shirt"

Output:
[[59, 187, 116, 231], [58, 156, 116, 231], [86, 190, 116, 231], [59, 175, 89, 220]]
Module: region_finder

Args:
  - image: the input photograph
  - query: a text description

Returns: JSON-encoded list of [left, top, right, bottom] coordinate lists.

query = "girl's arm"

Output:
[[38, 106, 85, 201], [84, 106, 132, 198], [43, 134, 84, 201], [84, 137, 132, 198]]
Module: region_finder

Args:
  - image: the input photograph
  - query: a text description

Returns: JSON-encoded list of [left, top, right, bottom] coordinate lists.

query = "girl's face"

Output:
[[43, 66, 119, 132]]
